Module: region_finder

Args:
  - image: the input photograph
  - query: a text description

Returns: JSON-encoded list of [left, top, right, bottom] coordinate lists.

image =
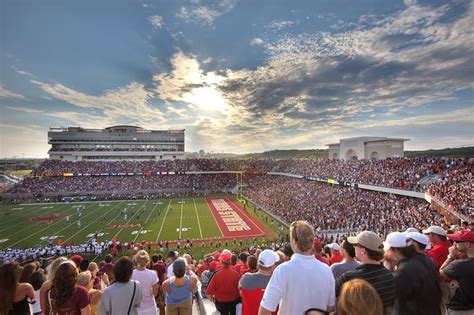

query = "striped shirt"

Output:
[[336, 263, 397, 308]]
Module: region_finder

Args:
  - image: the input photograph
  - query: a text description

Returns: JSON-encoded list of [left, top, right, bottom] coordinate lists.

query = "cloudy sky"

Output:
[[1, 0, 473, 158]]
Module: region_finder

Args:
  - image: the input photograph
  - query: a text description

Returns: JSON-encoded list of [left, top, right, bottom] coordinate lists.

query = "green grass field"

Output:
[[0, 196, 231, 249]]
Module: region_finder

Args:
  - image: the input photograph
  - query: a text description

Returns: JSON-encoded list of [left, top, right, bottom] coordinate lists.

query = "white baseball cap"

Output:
[[258, 249, 280, 267], [422, 226, 446, 236], [405, 227, 418, 233], [406, 232, 431, 250], [328, 243, 340, 251], [383, 232, 412, 251]]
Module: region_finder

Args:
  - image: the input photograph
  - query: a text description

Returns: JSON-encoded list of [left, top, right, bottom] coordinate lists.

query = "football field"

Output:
[[0, 195, 272, 249]]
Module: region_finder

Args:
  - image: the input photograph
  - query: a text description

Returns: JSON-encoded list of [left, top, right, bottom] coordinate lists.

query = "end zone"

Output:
[[205, 197, 272, 239]]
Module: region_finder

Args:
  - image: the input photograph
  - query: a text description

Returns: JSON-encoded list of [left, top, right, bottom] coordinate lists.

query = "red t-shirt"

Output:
[[153, 262, 167, 285], [315, 254, 330, 265], [50, 285, 90, 315], [329, 252, 344, 265], [427, 240, 451, 269], [206, 266, 241, 302]]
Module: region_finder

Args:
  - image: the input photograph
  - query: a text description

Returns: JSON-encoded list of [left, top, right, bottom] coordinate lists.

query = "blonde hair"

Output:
[[183, 254, 193, 265], [134, 250, 150, 268], [47, 257, 68, 282], [338, 279, 383, 315], [290, 220, 315, 252], [76, 271, 92, 287]]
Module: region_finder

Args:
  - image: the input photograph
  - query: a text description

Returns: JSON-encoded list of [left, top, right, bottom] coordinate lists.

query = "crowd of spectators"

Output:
[[6, 174, 236, 195], [1, 221, 473, 315], [428, 159, 473, 218], [244, 175, 445, 235]]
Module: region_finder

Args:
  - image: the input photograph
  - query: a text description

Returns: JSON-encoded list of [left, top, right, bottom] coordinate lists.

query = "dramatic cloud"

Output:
[[30, 80, 165, 129], [218, 0, 474, 131]]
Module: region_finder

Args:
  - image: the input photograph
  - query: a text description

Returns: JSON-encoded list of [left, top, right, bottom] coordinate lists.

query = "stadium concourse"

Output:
[[0, 158, 473, 314]]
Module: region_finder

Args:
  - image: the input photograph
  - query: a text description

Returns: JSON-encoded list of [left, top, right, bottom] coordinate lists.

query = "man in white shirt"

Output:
[[259, 220, 336, 315]]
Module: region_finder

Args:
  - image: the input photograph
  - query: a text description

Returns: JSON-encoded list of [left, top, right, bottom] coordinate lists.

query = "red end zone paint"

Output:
[[205, 197, 272, 238]]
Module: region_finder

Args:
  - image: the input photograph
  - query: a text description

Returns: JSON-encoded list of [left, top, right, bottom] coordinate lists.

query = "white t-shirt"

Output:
[[131, 269, 159, 311], [261, 253, 335, 314]]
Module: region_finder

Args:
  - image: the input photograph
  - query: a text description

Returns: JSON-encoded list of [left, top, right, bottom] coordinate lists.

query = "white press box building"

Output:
[[48, 126, 185, 160], [327, 137, 408, 160]]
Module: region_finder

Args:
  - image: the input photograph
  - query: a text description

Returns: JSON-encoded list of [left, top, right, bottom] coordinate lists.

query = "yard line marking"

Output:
[[64, 201, 127, 243], [132, 200, 158, 243], [193, 198, 203, 239], [179, 200, 184, 239], [156, 199, 173, 242]]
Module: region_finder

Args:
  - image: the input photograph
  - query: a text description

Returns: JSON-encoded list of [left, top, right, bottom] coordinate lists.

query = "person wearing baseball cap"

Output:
[[405, 231, 431, 253], [330, 240, 360, 280], [440, 230, 474, 313], [423, 225, 450, 269], [239, 249, 279, 315], [206, 252, 241, 314], [328, 243, 343, 265], [383, 232, 442, 315], [336, 231, 396, 312], [313, 238, 329, 266]]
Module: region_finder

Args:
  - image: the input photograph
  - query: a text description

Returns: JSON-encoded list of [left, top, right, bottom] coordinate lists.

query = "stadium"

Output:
[[2, 0, 473, 314]]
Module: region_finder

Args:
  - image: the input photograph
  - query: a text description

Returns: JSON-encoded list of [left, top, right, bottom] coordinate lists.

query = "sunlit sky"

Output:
[[1, 0, 473, 158]]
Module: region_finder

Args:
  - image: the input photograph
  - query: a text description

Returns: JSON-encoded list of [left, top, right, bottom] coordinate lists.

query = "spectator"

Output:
[[240, 249, 279, 315], [330, 240, 360, 279], [150, 254, 166, 315], [77, 271, 103, 315], [328, 243, 343, 265], [40, 257, 68, 314], [201, 261, 219, 298], [440, 231, 474, 313], [46, 261, 91, 315], [19, 262, 39, 283], [337, 278, 384, 315], [244, 255, 258, 274], [423, 226, 451, 269], [260, 221, 335, 314], [405, 232, 431, 254], [337, 231, 396, 311], [162, 258, 198, 315], [206, 252, 242, 315], [166, 251, 178, 278], [98, 257, 142, 315], [132, 250, 159, 315], [383, 232, 442, 314], [313, 238, 329, 265], [234, 252, 249, 275], [28, 271, 45, 315], [0, 262, 35, 315]]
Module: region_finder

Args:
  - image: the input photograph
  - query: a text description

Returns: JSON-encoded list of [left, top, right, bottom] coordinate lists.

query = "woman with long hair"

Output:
[[131, 250, 159, 315], [45, 261, 91, 315], [77, 271, 103, 315], [0, 262, 35, 315], [40, 256, 68, 314]]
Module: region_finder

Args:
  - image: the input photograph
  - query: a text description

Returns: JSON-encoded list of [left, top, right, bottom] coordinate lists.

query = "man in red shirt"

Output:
[[206, 252, 241, 315], [423, 225, 451, 269], [328, 243, 344, 265], [233, 252, 249, 275], [313, 238, 329, 265]]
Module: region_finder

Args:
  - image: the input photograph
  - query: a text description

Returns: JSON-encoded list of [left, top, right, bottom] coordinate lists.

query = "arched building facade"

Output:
[[327, 137, 408, 161]]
